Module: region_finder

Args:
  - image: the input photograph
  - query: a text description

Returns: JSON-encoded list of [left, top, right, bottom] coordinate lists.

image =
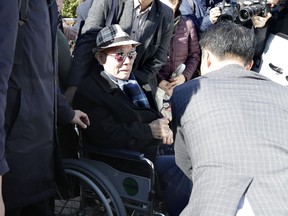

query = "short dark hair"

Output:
[[199, 22, 256, 66]]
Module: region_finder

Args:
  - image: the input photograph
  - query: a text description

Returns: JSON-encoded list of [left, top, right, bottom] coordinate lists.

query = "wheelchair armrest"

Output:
[[84, 145, 145, 161]]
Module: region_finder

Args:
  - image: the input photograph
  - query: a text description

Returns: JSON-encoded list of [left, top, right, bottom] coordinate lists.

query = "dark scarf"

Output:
[[118, 74, 150, 108]]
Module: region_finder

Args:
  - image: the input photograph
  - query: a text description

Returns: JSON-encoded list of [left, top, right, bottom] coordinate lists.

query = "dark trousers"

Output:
[[155, 155, 192, 216], [5, 198, 54, 216]]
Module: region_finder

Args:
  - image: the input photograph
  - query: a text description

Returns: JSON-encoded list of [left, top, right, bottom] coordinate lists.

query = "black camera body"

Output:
[[216, 0, 240, 21], [238, 0, 269, 22], [215, 0, 269, 22]]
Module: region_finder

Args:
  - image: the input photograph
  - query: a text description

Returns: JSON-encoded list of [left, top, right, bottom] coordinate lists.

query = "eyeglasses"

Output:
[[105, 50, 137, 62]]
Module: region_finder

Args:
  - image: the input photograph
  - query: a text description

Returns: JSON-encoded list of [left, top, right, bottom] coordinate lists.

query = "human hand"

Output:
[[169, 74, 186, 88], [210, 7, 222, 24], [162, 130, 174, 145], [164, 74, 186, 97], [158, 80, 170, 94], [71, 110, 90, 129], [159, 80, 173, 97], [251, 13, 272, 28], [160, 105, 172, 121], [149, 117, 171, 140]]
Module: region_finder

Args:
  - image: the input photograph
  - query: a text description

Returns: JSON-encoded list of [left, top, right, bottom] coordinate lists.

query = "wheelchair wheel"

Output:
[[54, 159, 127, 216]]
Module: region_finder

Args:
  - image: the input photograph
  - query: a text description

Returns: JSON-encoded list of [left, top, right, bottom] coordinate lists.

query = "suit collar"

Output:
[[205, 64, 246, 77], [204, 64, 266, 80], [91, 71, 120, 93], [91, 71, 159, 110]]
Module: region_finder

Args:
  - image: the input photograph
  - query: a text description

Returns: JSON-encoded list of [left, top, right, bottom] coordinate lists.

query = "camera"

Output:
[[216, 0, 240, 22], [215, 0, 270, 23], [238, 0, 269, 22]]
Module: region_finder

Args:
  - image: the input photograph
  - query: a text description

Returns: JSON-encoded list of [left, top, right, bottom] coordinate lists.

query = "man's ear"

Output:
[[200, 50, 216, 75], [200, 50, 212, 75], [202, 50, 212, 67], [95, 53, 105, 65], [245, 60, 254, 70], [206, 51, 213, 68]]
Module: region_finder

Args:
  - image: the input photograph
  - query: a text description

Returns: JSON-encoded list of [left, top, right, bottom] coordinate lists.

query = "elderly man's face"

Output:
[[101, 45, 137, 80]]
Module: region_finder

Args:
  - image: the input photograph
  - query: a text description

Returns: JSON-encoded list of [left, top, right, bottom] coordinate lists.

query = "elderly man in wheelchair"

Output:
[[55, 24, 192, 216]]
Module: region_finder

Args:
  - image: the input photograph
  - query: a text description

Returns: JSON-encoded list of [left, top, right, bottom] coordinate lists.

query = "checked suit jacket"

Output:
[[171, 64, 288, 216]]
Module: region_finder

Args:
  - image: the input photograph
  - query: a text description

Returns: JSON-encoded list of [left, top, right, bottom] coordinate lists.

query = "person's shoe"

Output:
[[269, 63, 283, 74]]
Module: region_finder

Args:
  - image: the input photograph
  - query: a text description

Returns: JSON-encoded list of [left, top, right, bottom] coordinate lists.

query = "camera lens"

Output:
[[239, 8, 253, 21], [239, 4, 262, 21]]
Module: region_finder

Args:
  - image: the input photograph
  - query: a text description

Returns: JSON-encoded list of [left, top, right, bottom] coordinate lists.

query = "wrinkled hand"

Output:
[[251, 13, 272, 28], [210, 7, 222, 24], [162, 130, 174, 145], [149, 117, 173, 144], [71, 110, 90, 129]]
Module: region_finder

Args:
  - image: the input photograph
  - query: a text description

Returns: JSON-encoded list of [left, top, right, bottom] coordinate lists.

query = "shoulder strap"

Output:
[[18, 0, 29, 26], [15, 0, 53, 64], [14, 0, 29, 64]]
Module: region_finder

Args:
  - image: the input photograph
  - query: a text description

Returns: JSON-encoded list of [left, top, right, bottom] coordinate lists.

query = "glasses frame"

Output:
[[104, 50, 137, 62]]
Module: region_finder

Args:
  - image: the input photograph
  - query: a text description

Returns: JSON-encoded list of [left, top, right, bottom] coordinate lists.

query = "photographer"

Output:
[[212, 0, 271, 24], [209, 0, 284, 69], [252, 0, 288, 69], [179, 0, 222, 32]]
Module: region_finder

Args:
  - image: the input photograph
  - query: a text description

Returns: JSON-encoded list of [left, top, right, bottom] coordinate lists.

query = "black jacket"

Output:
[[73, 71, 162, 162], [3, 0, 74, 209]]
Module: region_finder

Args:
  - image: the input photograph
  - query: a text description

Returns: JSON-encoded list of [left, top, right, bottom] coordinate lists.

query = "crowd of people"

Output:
[[0, 0, 287, 215]]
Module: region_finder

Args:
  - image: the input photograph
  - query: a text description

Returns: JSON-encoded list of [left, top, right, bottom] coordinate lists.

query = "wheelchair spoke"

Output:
[[55, 169, 117, 216]]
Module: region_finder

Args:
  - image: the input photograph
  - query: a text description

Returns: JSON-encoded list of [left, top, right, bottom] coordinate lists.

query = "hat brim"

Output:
[[93, 40, 140, 54]]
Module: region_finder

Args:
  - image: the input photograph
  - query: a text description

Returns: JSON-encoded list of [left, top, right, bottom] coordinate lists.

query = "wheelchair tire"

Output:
[[55, 159, 127, 216]]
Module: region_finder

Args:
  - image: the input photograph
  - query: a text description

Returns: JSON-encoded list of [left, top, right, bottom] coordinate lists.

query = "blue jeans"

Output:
[[155, 155, 192, 216]]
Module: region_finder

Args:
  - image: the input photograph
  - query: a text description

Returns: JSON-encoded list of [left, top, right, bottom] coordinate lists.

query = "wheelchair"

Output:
[[54, 125, 167, 216]]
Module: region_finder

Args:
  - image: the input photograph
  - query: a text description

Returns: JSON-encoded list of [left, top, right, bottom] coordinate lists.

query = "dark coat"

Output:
[[0, 0, 18, 175], [3, 0, 74, 209], [158, 16, 200, 82], [73, 71, 162, 162]]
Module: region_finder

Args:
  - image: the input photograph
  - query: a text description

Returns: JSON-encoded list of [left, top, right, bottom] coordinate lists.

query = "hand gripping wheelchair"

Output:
[[54, 125, 167, 216]]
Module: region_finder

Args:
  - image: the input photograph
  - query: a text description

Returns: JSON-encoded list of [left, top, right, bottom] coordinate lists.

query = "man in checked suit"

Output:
[[171, 21, 288, 216]]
